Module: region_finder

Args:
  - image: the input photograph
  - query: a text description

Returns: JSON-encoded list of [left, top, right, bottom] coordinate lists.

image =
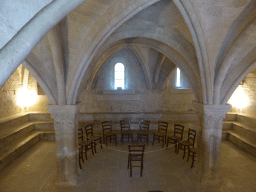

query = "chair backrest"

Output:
[[173, 124, 185, 140], [187, 128, 197, 147], [158, 121, 168, 133], [78, 128, 84, 142], [85, 124, 93, 139], [120, 120, 131, 132], [102, 121, 112, 135], [128, 144, 145, 154], [139, 120, 150, 131]]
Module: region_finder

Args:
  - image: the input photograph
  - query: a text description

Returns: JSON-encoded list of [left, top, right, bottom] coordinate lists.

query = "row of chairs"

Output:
[[78, 121, 197, 169], [78, 125, 103, 169]]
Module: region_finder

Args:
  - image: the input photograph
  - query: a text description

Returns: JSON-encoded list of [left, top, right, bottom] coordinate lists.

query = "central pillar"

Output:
[[47, 105, 78, 186], [193, 101, 231, 186]]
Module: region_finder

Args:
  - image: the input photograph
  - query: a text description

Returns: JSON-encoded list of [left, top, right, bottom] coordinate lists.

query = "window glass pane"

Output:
[[115, 63, 124, 89], [176, 68, 180, 87]]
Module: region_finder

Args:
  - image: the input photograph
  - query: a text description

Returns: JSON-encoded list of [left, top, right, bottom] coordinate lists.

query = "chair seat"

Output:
[[168, 135, 181, 140], [180, 140, 193, 146], [88, 136, 101, 140], [104, 132, 115, 136], [155, 132, 166, 136], [138, 130, 149, 134], [122, 130, 133, 134], [79, 141, 92, 146]]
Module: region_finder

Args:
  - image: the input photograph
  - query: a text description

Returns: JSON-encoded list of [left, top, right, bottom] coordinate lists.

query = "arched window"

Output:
[[115, 63, 124, 89], [176, 68, 181, 87]]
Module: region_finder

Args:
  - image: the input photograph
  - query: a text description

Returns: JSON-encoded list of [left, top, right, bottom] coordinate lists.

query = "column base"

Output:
[[193, 169, 223, 187], [54, 174, 78, 186]]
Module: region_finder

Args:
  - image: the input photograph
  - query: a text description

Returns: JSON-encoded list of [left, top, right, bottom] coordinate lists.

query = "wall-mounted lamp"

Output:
[[229, 85, 248, 109], [17, 87, 37, 110]]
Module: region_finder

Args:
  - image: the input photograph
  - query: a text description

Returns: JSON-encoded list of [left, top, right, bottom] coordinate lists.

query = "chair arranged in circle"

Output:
[[102, 121, 117, 146], [177, 128, 197, 159], [127, 144, 145, 177], [152, 121, 168, 148], [137, 120, 150, 144], [78, 127, 94, 169], [187, 147, 197, 168], [120, 120, 133, 143], [166, 124, 185, 152], [85, 124, 103, 153]]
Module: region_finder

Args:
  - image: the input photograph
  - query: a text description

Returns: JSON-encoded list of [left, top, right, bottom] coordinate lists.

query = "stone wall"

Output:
[[228, 68, 256, 118], [0, 65, 50, 119]]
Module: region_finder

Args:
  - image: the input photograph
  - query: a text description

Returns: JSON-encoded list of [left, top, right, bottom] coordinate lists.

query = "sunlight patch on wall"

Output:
[[229, 85, 248, 109]]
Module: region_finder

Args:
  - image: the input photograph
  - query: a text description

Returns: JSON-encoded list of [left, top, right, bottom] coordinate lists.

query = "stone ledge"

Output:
[[0, 131, 55, 172], [227, 131, 256, 157]]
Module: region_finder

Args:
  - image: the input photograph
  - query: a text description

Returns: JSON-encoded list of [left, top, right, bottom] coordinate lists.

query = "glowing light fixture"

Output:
[[17, 87, 37, 108], [229, 85, 248, 109]]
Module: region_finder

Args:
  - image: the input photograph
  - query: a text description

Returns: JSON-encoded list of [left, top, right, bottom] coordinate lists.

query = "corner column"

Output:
[[47, 105, 78, 186], [193, 101, 231, 185]]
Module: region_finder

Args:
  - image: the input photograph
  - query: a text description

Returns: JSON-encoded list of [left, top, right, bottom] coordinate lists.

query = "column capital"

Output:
[[193, 101, 231, 118], [47, 105, 77, 120]]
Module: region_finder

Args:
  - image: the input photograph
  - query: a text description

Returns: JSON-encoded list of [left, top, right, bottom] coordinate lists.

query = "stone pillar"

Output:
[[47, 105, 78, 186], [193, 101, 231, 185]]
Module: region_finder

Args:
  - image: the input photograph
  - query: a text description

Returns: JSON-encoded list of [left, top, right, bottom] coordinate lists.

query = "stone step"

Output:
[[0, 113, 29, 132], [223, 121, 233, 130], [224, 113, 237, 121], [28, 113, 52, 122], [0, 122, 35, 154], [0, 130, 55, 171], [232, 122, 256, 145], [0, 121, 54, 154], [226, 130, 256, 157], [236, 114, 256, 128]]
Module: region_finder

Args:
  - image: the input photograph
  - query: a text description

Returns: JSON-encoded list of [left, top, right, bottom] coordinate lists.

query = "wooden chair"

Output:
[[120, 120, 133, 143], [78, 127, 94, 163], [137, 120, 150, 144], [152, 121, 168, 148], [127, 144, 145, 177], [78, 146, 83, 169], [177, 128, 197, 159], [102, 121, 117, 146], [187, 147, 196, 168], [85, 124, 103, 153], [166, 124, 185, 152]]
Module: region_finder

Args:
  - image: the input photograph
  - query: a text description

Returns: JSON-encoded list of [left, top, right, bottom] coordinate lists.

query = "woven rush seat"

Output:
[[79, 140, 92, 146], [179, 140, 193, 146]]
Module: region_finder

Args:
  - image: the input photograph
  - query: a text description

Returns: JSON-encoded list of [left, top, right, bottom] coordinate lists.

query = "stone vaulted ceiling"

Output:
[[1, 0, 256, 106]]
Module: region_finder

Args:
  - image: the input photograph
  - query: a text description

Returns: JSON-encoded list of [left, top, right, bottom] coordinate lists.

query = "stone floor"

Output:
[[0, 140, 255, 192]]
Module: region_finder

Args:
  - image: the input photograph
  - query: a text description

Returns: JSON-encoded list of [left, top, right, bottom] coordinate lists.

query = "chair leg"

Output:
[[152, 134, 155, 146], [100, 138, 103, 149], [191, 153, 195, 168], [79, 149, 82, 169], [115, 135, 117, 146], [84, 146, 88, 160], [127, 156, 130, 169], [130, 163, 132, 177], [94, 141, 97, 153], [187, 151, 190, 162], [183, 146, 186, 159]]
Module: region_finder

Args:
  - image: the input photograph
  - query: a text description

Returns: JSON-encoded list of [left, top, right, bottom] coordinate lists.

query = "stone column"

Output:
[[193, 101, 231, 185], [47, 105, 78, 186]]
